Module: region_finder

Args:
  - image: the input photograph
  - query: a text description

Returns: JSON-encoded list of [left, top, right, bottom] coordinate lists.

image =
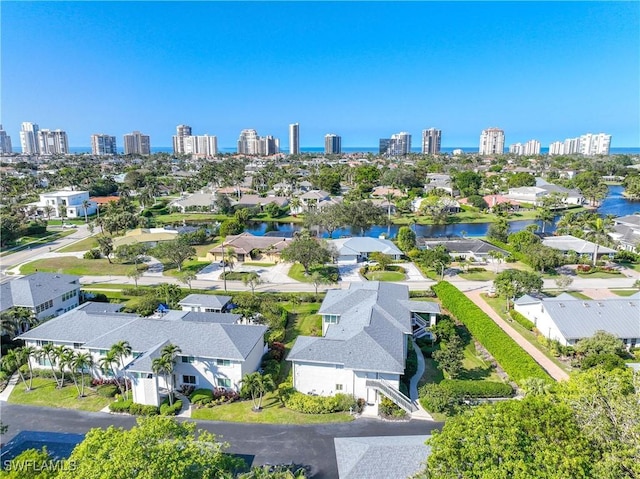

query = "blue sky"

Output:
[[2, 1, 639, 148]]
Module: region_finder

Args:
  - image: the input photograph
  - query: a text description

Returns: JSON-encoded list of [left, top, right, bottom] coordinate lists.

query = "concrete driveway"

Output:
[[338, 263, 363, 282]]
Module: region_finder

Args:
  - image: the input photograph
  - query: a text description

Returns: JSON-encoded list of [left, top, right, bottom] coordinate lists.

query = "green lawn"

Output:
[[288, 263, 339, 283], [616, 262, 640, 273], [567, 291, 592, 300], [611, 289, 640, 297], [282, 302, 322, 348], [243, 262, 277, 267], [576, 271, 623, 279], [364, 270, 405, 282], [459, 340, 502, 382], [58, 236, 100, 252], [20, 257, 142, 276], [163, 259, 210, 278], [8, 377, 112, 412], [191, 392, 353, 424], [458, 269, 496, 281], [193, 241, 220, 258], [0, 230, 75, 256], [220, 271, 255, 281]]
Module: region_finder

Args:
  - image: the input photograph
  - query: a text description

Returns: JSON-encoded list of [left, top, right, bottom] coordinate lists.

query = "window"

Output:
[[335, 384, 343, 391], [182, 375, 197, 385], [73, 343, 82, 349], [217, 378, 231, 388], [323, 314, 339, 324], [181, 356, 195, 363], [335, 364, 344, 369], [216, 359, 231, 367]]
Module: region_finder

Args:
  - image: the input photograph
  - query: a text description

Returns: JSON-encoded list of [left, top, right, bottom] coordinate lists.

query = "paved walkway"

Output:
[[464, 290, 569, 382], [0, 372, 20, 402], [408, 338, 433, 421], [581, 288, 619, 299]]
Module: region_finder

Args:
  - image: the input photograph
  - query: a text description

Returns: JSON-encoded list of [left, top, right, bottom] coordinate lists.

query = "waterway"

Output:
[[242, 185, 640, 239]]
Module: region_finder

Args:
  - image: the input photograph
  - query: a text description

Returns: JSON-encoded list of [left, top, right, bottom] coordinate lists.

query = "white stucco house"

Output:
[[0, 272, 81, 325], [287, 282, 440, 414], [505, 178, 583, 207], [178, 294, 233, 313], [34, 190, 97, 218], [329, 237, 403, 263], [514, 293, 640, 348], [19, 302, 267, 407]]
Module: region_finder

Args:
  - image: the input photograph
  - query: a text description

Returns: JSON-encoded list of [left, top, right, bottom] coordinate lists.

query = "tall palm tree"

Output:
[[43, 205, 55, 222], [240, 372, 275, 411], [52, 345, 73, 388], [159, 343, 182, 406], [81, 199, 91, 223], [21, 346, 37, 390], [110, 341, 132, 396], [41, 343, 60, 386], [152, 356, 172, 404], [72, 351, 94, 397], [0, 307, 37, 338], [2, 348, 28, 391], [99, 350, 122, 394], [535, 207, 555, 234]]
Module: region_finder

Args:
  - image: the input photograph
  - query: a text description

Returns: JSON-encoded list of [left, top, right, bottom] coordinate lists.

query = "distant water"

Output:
[[598, 185, 640, 217], [18, 146, 640, 155]]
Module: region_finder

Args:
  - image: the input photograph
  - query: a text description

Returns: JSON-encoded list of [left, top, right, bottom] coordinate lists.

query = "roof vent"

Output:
[[630, 302, 636, 307], [559, 303, 565, 308], [583, 302, 590, 308], [597, 302, 604, 307]]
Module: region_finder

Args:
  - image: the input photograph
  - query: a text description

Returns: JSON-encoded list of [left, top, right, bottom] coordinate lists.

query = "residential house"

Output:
[[169, 193, 215, 213], [329, 237, 403, 263], [514, 293, 640, 348], [424, 174, 457, 196], [231, 195, 289, 210], [610, 214, 640, 251], [33, 190, 97, 218], [541, 235, 616, 259], [371, 186, 404, 198], [458, 194, 521, 212], [506, 178, 583, 206], [293, 190, 342, 214], [19, 302, 267, 407], [287, 282, 441, 414], [112, 228, 179, 249], [411, 196, 461, 214], [178, 294, 233, 313], [0, 272, 81, 325], [207, 232, 291, 263], [418, 238, 509, 262]]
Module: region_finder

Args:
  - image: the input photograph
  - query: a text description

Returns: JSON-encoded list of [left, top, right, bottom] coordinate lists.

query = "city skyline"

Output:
[[2, 2, 639, 147]]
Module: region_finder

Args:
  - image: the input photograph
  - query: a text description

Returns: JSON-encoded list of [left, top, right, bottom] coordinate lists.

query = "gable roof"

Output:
[[178, 294, 232, 309], [0, 273, 80, 312], [334, 436, 431, 479], [419, 238, 508, 256], [542, 235, 616, 254], [208, 232, 290, 255], [329, 237, 403, 257], [288, 282, 411, 374]]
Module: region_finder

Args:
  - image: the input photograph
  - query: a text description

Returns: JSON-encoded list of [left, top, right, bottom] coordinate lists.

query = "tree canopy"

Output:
[[280, 232, 332, 274]]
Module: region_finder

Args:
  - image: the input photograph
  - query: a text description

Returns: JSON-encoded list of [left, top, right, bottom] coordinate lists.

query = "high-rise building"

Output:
[[549, 141, 564, 156], [173, 124, 192, 154], [421, 128, 441, 155], [579, 133, 611, 156], [183, 135, 218, 157], [237, 129, 279, 155], [20, 122, 40, 154], [289, 123, 300, 155], [479, 128, 505, 155], [91, 134, 117, 155], [509, 143, 524, 155], [509, 139, 540, 156], [123, 131, 151, 155], [38, 129, 69, 155], [0, 125, 12, 154], [324, 134, 341, 154], [380, 132, 411, 156]]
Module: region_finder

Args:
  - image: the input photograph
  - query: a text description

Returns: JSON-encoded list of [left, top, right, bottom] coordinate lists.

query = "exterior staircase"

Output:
[[411, 313, 430, 339], [365, 378, 418, 413]]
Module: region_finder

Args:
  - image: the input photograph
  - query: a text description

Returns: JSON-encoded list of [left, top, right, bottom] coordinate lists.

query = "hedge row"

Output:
[[438, 379, 514, 398], [509, 310, 536, 331], [159, 399, 183, 416], [432, 282, 551, 384], [109, 399, 159, 416], [284, 392, 357, 414]]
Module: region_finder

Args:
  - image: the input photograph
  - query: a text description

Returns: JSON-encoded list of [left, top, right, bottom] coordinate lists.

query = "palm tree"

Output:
[[289, 197, 302, 216], [488, 250, 504, 273], [225, 247, 237, 271], [81, 199, 91, 223], [2, 348, 28, 391], [22, 346, 37, 390], [41, 343, 60, 386], [152, 356, 172, 405], [59, 204, 67, 222], [99, 350, 122, 394], [43, 205, 55, 222], [160, 343, 181, 406], [0, 307, 37, 338], [110, 341, 132, 397], [240, 372, 275, 411], [535, 207, 555, 233], [52, 345, 73, 388], [72, 351, 94, 397]]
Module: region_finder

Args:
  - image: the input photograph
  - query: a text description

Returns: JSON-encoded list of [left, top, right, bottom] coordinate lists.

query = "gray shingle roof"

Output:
[[79, 302, 124, 314], [419, 239, 508, 256], [399, 300, 441, 314], [178, 294, 232, 309], [0, 273, 80, 311], [330, 237, 403, 257], [334, 435, 431, 479], [542, 235, 616, 255], [288, 283, 412, 374]]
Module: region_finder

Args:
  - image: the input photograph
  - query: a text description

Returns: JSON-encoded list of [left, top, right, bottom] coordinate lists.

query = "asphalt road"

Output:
[[0, 404, 443, 478]]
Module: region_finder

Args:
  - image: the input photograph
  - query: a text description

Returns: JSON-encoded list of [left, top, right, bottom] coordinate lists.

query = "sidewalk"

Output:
[[0, 373, 20, 402], [464, 290, 569, 382], [408, 338, 433, 421]]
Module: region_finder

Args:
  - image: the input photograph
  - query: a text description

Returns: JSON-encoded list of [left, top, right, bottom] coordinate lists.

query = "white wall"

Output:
[[514, 302, 569, 346], [293, 361, 356, 397], [240, 336, 266, 379]]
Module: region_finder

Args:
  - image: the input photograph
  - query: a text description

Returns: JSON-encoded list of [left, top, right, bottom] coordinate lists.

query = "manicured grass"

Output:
[[191, 392, 353, 424], [364, 271, 405, 282], [163, 260, 210, 278], [20, 257, 140, 276], [0, 230, 75, 256], [611, 289, 640, 297], [283, 302, 322, 348], [288, 263, 339, 283], [567, 291, 592, 300], [616, 262, 640, 273], [481, 293, 572, 373], [457, 269, 496, 281], [8, 377, 112, 412], [193, 241, 220, 258], [220, 271, 255, 281], [243, 262, 277, 267], [459, 340, 502, 382], [58, 236, 100, 252], [576, 271, 623, 279]]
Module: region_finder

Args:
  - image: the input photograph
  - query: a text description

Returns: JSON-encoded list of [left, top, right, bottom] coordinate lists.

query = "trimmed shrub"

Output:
[[509, 310, 536, 331], [419, 383, 461, 413], [129, 403, 160, 416], [96, 384, 119, 397], [433, 281, 551, 384], [83, 249, 102, 259], [285, 392, 356, 414], [379, 396, 407, 419], [439, 380, 514, 398], [109, 399, 132, 413], [160, 399, 183, 416], [189, 388, 213, 405]]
